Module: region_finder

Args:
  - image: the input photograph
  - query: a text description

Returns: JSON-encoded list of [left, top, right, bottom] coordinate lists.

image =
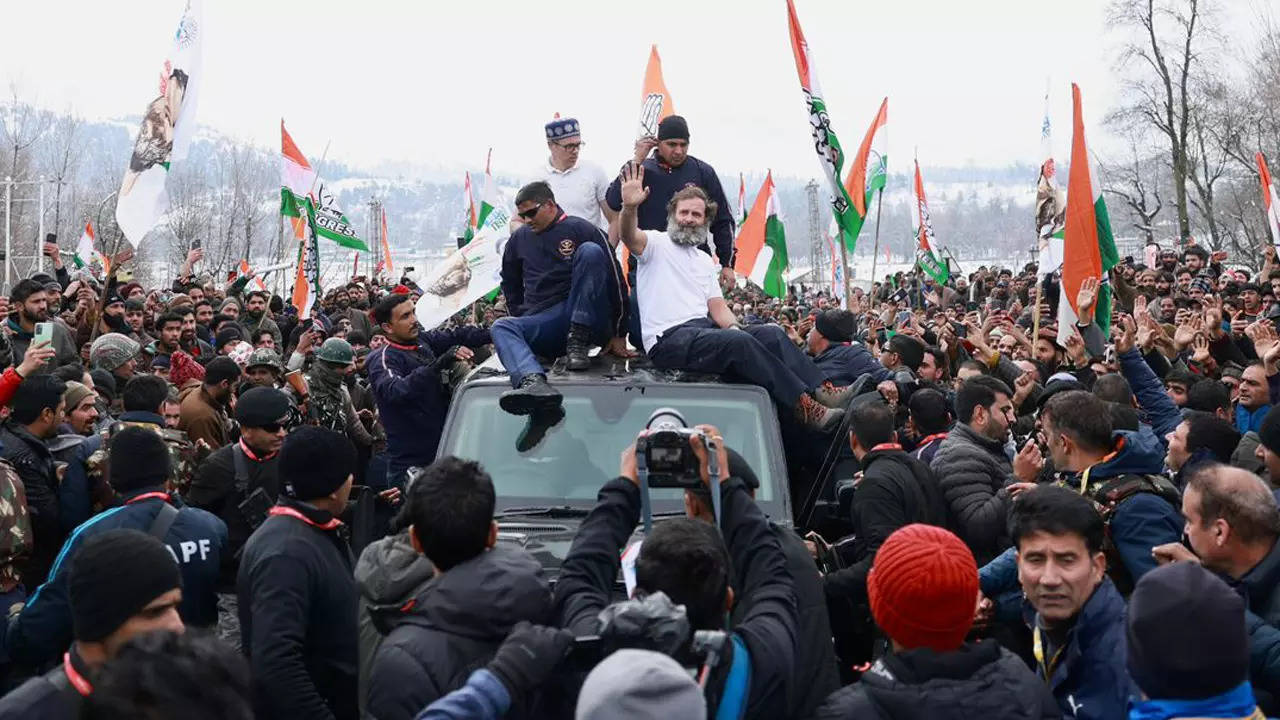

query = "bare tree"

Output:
[[1103, 134, 1166, 246]]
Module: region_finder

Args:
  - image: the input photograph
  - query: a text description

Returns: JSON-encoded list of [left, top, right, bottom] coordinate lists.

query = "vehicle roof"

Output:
[[463, 352, 735, 389]]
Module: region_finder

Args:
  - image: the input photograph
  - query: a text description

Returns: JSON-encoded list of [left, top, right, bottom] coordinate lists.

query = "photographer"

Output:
[[553, 423, 798, 719]]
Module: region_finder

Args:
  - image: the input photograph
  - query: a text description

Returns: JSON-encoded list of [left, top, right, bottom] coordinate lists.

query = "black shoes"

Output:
[[566, 323, 592, 371], [500, 373, 563, 415]]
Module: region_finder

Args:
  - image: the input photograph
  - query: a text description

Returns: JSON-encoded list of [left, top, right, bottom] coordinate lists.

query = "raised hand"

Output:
[[619, 162, 650, 209], [1173, 316, 1197, 351], [1064, 327, 1088, 366], [1113, 314, 1136, 355], [1076, 276, 1099, 315], [1202, 295, 1225, 338], [1190, 334, 1212, 365]]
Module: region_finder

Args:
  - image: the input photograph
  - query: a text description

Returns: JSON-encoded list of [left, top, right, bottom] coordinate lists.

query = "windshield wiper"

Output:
[[495, 505, 591, 519]]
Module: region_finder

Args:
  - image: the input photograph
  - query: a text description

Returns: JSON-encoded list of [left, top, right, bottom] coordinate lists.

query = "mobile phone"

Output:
[[34, 322, 53, 346], [191, 239, 201, 250]]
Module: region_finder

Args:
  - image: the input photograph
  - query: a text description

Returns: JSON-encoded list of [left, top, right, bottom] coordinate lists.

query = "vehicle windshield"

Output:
[[443, 383, 782, 516]]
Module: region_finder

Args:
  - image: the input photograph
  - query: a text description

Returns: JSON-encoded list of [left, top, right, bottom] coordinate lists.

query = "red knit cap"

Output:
[[169, 350, 206, 388], [867, 524, 979, 652]]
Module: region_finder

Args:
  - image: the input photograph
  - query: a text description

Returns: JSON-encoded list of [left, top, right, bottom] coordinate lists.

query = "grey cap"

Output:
[[245, 348, 283, 373], [89, 333, 140, 372], [575, 649, 705, 720]]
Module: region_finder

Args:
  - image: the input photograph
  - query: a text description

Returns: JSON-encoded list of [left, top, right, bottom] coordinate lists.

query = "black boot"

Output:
[[516, 405, 565, 453], [565, 323, 592, 371], [500, 373, 563, 415]]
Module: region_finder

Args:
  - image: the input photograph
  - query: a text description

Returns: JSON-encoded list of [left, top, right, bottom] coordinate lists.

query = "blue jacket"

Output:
[[812, 343, 890, 386], [414, 669, 508, 720], [367, 327, 491, 470], [1074, 428, 1183, 586], [1026, 576, 1134, 720], [1128, 680, 1263, 720], [604, 153, 735, 268], [1117, 348, 1181, 442], [6, 488, 227, 666]]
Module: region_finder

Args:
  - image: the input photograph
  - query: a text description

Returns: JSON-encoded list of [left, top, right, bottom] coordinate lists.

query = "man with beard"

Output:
[[329, 286, 374, 341], [149, 310, 184, 359], [805, 309, 890, 386], [931, 375, 1043, 565], [89, 333, 140, 389], [6, 278, 78, 371], [1, 375, 68, 587], [178, 357, 240, 450], [176, 305, 215, 364], [238, 291, 282, 350], [617, 165, 850, 432], [79, 288, 129, 346], [61, 381, 99, 437], [194, 299, 216, 344], [494, 180, 628, 410]]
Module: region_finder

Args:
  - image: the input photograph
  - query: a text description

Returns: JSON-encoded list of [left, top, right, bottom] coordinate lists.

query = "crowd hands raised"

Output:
[[0, 110, 1279, 719]]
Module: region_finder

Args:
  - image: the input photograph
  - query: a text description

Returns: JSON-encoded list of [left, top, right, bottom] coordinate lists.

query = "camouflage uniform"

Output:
[[86, 420, 204, 498], [0, 459, 32, 595]]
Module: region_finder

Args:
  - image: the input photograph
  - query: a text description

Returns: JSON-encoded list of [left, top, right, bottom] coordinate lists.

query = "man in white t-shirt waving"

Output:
[[617, 162, 851, 432]]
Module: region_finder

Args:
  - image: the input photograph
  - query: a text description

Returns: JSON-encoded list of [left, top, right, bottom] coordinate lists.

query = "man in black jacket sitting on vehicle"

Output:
[[554, 424, 798, 720]]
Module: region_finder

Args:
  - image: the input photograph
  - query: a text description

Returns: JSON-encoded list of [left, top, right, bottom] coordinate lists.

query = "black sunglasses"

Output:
[[555, 141, 584, 151], [517, 202, 544, 220], [258, 423, 285, 433]]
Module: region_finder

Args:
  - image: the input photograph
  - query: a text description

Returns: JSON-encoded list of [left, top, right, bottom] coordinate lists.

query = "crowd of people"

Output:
[[0, 111, 1273, 719]]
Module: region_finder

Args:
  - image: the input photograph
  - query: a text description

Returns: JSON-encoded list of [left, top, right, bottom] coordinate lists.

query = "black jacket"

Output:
[[366, 545, 552, 720], [555, 477, 798, 720], [188, 442, 280, 591], [930, 423, 1017, 566], [0, 422, 62, 586], [355, 531, 435, 718], [812, 343, 891, 387], [0, 647, 92, 720], [810, 640, 1060, 720], [823, 448, 948, 605], [1235, 537, 1280, 626], [237, 497, 358, 720], [733, 524, 840, 719]]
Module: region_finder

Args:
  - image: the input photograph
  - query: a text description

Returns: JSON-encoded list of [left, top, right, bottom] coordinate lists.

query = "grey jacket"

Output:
[[354, 531, 434, 718], [930, 422, 1017, 566]]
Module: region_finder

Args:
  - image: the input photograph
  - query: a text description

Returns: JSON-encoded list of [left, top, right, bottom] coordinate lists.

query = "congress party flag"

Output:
[[1036, 87, 1066, 277], [280, 121, 368, 251], [912, 157, 948, 285], [841, 98, 889, 253], [637, 45, 676, 140], [733, 172, 788, 298]]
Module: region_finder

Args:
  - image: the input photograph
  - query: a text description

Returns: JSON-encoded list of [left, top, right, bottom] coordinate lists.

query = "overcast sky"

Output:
[[2, 0, 1276, 182]]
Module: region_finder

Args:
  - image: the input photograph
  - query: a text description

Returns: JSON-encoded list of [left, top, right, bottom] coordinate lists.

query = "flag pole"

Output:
[[868, 187, 885, 304]]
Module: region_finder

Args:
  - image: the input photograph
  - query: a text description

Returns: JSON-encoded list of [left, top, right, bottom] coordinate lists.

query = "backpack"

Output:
[[1084, 473, 1181, 595]]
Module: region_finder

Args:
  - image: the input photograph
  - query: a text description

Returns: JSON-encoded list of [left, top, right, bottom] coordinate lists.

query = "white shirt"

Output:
[[543, 160, 609, 230], [636, 230, 722, 353]]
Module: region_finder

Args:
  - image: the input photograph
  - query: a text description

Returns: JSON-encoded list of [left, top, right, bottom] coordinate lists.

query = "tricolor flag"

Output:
[[115, 0, 203, 247], [912, 157, 948, 285], [474, 149, 509, 233], [786, 0, 870, 252], [733, 172, 788, 298], [637, 45, 676, 139], [738, 173, 748, 226], [378, 206, 394, 275], [1057, 84, 1120, 346], [826, 219, 845, 309], [1257, 152, 1280, 252], [461, 171, 478, 245], [280, 121, 368, 251], [240, 259, 267, 292], [1036, 86, 1066, 276], [73, 222, 96, 269], [841, 98, 889, 253], [292, 200, 322, 317]]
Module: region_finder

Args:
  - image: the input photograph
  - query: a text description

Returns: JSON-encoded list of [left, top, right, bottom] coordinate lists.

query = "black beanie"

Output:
[[1127, 562, 1248, 699], [69, 529, 181, 642], [657, 115, 689, 141], [814, 309, 854, 343], [108, 426, 171, 492], [279, 426, 356, 500], [235, 386, 292, 428], [1260, 405, 1280, 456]]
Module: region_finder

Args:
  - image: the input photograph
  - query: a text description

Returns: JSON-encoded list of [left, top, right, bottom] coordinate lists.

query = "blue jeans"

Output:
[[492, 243, 615, 386]]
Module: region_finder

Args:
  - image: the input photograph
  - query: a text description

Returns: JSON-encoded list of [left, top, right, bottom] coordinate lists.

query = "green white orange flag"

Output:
[[1057, 84, 1120, 345], [115, 0, 203, 247], [841, 98, 889, 252], [378, 207, 394, 276], [292, 199, 322, 317], [733, 172, 788, 298], [240, 259, 267, 291], [738, 173, 747, 226], [461, 171, 478, 245], [637, 45, 676, 139], [279, 121, 367, 251], [474, 149, 508, 233], [912, 157, 948, 285], [1036, 86, 1066, 277], [786, 0, 875, 253], [73, 222, 96, 269], [1257, 152, 1280, 252]]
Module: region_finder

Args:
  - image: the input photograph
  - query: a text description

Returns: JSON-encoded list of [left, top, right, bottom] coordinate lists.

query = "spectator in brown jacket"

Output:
[[178, 357, 240, 450]]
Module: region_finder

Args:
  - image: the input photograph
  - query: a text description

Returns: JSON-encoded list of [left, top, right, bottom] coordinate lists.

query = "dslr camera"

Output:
[[635, 408, 722, 530]]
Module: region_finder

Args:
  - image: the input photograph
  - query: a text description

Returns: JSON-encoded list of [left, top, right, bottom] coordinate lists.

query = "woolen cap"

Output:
[[109, 426, 171, 492], [69, 529, 181, 642], [657, 115, 689, 141], [62, 381, 94, 414], [234, 387, 291, 429], [1127, 562, 1248, 699], [575, 649, 705, 720], [279, 426, 356, 500], [868, 524, 978, 652], [815, 309, 854, 343]]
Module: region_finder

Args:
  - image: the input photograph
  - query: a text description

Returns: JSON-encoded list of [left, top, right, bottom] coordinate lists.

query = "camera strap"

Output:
[[705, 434, 723, 528], [637, 447, 654, 533]]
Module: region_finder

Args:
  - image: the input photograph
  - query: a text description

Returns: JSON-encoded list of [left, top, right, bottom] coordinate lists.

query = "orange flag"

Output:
[[637, 45, 676, 139], [240, 259, 266, 291], [734, 172, 774, 276]]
